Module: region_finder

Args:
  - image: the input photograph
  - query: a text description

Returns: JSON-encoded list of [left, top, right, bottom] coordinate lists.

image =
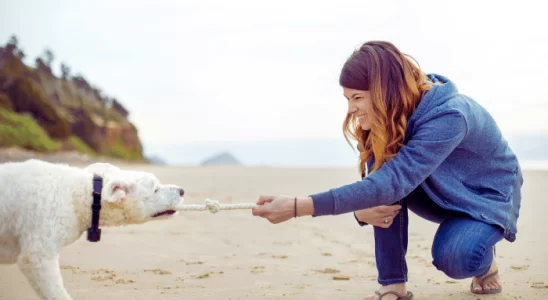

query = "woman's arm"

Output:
[[311, 109, 468, 216]]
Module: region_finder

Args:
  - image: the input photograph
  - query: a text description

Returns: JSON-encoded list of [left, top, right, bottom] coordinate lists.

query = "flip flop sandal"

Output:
[[471, 270, 502, 294], [374, 290, 414, 299], [470, 245, 502, 294]]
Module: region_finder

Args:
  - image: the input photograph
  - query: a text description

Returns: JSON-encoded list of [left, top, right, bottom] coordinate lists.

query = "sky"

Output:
[[1, 0, 547, 154]]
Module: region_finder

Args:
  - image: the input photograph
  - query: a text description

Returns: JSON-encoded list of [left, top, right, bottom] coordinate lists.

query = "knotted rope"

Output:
[[175, 199, 257, 214]]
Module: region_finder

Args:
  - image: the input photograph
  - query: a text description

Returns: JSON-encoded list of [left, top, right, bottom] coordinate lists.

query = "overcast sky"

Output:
[[1, 0, 547, 148]]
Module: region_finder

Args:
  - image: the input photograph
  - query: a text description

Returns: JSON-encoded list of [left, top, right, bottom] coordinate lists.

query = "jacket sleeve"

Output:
[[311, 110, 468, 216]]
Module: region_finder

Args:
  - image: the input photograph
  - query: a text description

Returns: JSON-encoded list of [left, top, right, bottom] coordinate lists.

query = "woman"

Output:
[[251, 41, 523, 300]]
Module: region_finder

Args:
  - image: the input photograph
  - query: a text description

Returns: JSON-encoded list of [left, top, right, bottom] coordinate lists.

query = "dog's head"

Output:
[[85, 163, 184, 225]]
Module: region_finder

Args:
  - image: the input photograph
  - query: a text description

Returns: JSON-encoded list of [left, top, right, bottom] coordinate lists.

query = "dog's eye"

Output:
[[154, 188, 159, 193]]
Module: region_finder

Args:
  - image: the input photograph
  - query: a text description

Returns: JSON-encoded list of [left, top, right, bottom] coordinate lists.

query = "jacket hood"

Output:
[[410, 73, 459, 124]]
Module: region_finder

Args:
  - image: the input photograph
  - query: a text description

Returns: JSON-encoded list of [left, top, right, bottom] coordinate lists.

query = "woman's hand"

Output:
[[252, 195, 315, 224], [354, 205, 401, 228]]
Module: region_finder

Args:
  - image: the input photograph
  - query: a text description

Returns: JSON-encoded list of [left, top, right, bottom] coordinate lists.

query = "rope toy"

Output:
[[175, 199, 257, 214]]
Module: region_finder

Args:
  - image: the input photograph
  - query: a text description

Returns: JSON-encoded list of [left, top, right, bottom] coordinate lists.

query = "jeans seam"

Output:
[[399, 200, 406, 278], [472, 229, 501, 277]]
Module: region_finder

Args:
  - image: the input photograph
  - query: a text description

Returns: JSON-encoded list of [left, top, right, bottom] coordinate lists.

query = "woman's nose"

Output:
[[348, 105, 357, 115]]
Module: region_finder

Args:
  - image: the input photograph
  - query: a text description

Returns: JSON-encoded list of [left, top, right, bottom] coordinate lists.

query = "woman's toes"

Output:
[[472, 279, 482, 292], [486, 282, 498, 290]]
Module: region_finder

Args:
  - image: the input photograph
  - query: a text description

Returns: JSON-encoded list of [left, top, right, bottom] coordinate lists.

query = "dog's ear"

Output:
[[102, 179, 135, 203]]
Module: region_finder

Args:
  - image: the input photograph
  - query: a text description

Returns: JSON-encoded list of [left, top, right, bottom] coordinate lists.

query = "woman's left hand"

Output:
[[251, 195, 295, 224]]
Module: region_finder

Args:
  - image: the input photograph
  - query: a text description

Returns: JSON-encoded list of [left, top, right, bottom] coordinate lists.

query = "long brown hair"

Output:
[[339, 41, 433, 175]]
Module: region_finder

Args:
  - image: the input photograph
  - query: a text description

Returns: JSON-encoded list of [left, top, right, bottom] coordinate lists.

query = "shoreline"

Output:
[[1, 147, 547, 171]]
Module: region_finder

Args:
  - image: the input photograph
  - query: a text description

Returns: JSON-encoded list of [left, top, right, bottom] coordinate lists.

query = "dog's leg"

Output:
[[17, 253, 73, 300], [0, 247, 18, 264], [0, 239, 19, 264]]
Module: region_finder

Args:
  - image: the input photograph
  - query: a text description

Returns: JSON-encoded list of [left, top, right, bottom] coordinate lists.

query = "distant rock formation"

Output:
[[201, 152, 241, 166]]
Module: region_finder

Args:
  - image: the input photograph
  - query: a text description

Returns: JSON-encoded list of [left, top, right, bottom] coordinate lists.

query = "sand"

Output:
[[0, 164, 547, 299]]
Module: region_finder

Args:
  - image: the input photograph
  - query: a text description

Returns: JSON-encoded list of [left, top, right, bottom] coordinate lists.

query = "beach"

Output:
[[0, 164, 547, 299]]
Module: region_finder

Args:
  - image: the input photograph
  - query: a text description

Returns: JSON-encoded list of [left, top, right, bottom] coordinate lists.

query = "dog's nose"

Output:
[[179, 188, 184, 197]]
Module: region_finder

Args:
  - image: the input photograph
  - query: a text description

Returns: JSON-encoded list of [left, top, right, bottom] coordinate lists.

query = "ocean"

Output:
[[145, 135, 548, 169]]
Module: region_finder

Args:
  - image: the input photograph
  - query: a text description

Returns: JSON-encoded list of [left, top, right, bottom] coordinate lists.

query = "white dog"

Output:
[[0, 159, 184, 300]]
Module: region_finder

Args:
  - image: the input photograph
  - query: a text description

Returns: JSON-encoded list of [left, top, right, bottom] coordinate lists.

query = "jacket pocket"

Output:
[[461, 181, 508, 199]]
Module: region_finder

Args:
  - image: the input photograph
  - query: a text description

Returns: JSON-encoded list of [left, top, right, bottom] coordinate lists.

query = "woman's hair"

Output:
[[339, 41, 433, 175]]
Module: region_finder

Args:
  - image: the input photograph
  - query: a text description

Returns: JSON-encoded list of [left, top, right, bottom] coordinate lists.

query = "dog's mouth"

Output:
[[152, 209, 176, 218]]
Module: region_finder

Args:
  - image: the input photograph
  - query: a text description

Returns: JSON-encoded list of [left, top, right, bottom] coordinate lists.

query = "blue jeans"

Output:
[[372, 186, 504, 285]]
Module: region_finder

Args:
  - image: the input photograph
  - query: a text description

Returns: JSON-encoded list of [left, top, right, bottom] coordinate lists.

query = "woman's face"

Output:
[[343, 87, 373, 131]]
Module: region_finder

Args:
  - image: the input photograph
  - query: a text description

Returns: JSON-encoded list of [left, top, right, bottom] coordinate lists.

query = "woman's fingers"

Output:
[[252, 201, 270, 216], [257, 195, 275, 205], [378, 204, 402, 214], [377, 213, 397, 228]]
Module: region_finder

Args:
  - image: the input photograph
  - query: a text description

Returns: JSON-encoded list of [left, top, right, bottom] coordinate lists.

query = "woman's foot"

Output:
[[364, 283, 407, 300], [471, 260, 502, 294]]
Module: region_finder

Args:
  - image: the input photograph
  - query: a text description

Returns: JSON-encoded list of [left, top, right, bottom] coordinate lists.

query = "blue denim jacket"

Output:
[[311, 74, 523, 242]]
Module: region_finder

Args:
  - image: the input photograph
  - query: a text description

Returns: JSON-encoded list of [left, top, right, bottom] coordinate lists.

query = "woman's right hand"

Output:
[[354, 205, 402, 228]]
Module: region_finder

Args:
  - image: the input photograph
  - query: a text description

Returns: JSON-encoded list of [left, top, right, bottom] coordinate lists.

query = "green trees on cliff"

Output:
[[0, 34, 143, 160]]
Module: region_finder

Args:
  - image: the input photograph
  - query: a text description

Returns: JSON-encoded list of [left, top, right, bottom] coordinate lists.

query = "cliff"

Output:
[[0, 35, 143, 161]]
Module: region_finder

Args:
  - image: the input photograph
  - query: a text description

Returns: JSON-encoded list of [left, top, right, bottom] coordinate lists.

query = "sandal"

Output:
[[374, 290, 414, 299], [470, 270, 502, 294], [470, 246, 502, 294]]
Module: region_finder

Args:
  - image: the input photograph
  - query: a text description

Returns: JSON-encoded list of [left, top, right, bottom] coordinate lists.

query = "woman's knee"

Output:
[[431, 241, 488, 279]]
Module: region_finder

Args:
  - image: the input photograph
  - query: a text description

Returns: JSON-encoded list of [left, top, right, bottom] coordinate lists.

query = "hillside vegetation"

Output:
[[0, 35, 143, 161]]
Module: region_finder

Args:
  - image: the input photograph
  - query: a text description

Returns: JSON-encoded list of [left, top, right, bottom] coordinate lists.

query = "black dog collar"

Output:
[[87, 175, 103, 242]]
